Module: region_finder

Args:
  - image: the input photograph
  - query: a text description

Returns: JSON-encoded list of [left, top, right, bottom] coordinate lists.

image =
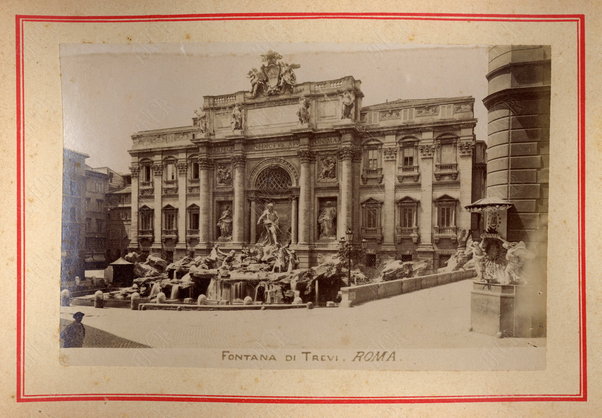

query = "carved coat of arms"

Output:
[[248, 50, 300, 98]]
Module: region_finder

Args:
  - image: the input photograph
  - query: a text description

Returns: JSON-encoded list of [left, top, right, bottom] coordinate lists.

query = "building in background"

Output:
[[62, 151, 129, 282], [61, 149, 88, 284], [106, 173, 132, 262], [84, 166, 109, 270], [126, 51, 485, 268]]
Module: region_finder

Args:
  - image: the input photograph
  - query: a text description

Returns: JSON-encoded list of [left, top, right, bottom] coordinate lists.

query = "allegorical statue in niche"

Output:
[[297, 96, 310, 125], [231, 104, 242, 131], [193, 108, 207, 133], [341, 90, 355, 120], [319, 156, 336, 180], [216, 164, 232, 185], [216, 206, 233, 240], [318, 201, 337, 239], [257, 202, 280, 246]]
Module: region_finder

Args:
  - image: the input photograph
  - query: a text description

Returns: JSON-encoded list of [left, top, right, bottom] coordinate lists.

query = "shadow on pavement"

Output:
[[60, 319, 150, 348]]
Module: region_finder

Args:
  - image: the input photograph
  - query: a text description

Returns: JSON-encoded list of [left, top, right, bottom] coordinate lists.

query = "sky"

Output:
[[60, 43, 489, 173]]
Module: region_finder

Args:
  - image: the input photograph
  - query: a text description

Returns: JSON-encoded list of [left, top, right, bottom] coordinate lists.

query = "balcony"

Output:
[[139, 229, 153, 239], [433, 226, 458, 243], [396, 226, 420, 244], [187, 229, 199, 237], [397, 165, 420, 183], [361, 226, 383, 242], [139, 188, 154, 197], [162, 186, 178, 196], [162, 229, 178, 239], [434, 163, 459, 181], [361, 167, 383, 185]]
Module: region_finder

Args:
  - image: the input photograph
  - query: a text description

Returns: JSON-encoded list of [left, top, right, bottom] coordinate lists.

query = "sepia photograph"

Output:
[[58, 43, 550, 370]]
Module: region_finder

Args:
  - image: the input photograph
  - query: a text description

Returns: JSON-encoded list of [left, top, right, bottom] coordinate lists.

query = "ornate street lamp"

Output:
[[339, 229, 366, 286]]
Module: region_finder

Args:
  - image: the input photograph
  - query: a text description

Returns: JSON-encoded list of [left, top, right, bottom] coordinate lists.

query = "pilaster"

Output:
[[176, 161, 188, 250], [297, 149, 314, 245], [129, 165, 139, 250], [232, 155, 246, 244], [382, 144, 397, 251], [151, 163, 163, 252], [196, 157, 213, 249]]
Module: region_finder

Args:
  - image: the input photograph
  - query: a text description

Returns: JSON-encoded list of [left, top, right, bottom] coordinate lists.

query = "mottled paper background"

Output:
[[0, 0, 600, 416]]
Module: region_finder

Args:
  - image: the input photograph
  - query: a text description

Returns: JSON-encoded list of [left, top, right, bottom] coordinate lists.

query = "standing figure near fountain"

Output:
[[257, 202, 280, 246]]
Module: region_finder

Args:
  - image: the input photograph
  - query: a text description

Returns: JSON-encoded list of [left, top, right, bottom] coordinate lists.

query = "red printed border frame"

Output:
[[15, 12, 586, 403]]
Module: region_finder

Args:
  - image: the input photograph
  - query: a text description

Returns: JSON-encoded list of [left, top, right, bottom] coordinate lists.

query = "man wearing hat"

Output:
[[61, 312, 86, 348]]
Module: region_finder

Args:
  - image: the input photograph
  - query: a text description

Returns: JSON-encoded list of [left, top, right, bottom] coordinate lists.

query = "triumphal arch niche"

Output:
[[128, 50, 481, 268]]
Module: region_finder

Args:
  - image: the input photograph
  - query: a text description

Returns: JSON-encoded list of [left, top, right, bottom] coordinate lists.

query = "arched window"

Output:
[[255, 166, 292, 193]]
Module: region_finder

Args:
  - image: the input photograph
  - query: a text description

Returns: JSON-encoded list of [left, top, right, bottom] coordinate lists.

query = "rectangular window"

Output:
[[191, 162, 199, 180], [140, 211, 153, 230], [85, 218, 92, 231], [401, 207, 414, 228], [96, 199, 103, 211], [440, 144, 456, 164], [367, 149, 379, 170], [144, 166, 152, 182], [164, 211, 176, 230], [438, 206, 454, 227], [366, 207, 378, 228], [165, 163, 176, 181], [402, 147, 414, 167], [189, 212, 200, 230]]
